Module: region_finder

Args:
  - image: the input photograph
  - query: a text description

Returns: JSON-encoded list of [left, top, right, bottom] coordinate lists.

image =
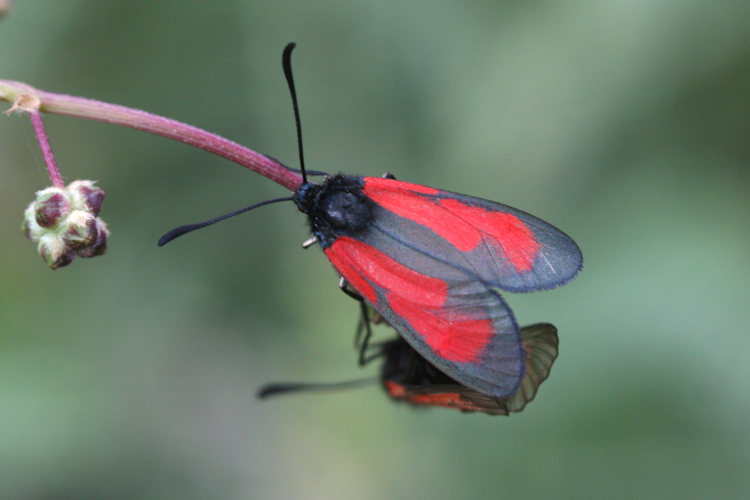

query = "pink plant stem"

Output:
[[28, 110, 64, 188], [0, 80, 304, 192]]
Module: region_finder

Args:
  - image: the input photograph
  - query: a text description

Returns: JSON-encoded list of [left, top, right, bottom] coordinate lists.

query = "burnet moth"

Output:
[[380, 323, 558, 415], [160, 43, 582, 400], [258, 311, 559, 415]]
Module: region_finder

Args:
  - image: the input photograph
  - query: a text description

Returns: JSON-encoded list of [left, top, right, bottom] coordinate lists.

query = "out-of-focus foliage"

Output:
[[1, 1, 748, 499]]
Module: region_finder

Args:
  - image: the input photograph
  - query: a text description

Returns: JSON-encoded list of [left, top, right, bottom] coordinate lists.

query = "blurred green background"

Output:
[[1, 1, 749, 499]]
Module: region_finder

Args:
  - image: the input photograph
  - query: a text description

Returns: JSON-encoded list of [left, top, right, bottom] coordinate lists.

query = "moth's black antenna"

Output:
[[282, 42, 307, 184], [158, 196, 294, 246], [158, 44, 310, 249], [257, 377, 378, 399]]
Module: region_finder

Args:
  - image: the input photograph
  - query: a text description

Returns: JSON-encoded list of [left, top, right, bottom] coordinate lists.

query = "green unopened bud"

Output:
[[67, 180, 105, 216], [22, 201, 45, 241], [34, 187, 70, 228], [22, 179, 110, 269], [60, 210, 98, 249], [37, 233, 75, 269], [77, 219, 109, 258]]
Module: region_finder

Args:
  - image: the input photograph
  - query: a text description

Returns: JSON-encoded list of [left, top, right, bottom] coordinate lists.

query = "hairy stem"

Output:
[[0, 80, 303, 192], [28, 110, 64, 188]]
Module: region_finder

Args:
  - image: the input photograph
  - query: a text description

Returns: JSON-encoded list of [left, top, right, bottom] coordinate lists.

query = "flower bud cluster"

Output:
[[22, 180, 109, 269]]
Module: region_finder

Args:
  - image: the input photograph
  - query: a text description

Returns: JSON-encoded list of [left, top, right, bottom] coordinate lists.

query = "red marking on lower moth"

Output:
[[387, 293, 493, 363], [384, 381, 406, 397], [438, 199, 540, 273], [385, 381, 481, 411]]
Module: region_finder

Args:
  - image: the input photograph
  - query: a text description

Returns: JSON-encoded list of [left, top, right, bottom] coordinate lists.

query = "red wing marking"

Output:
[[363, 180, 483, 251], [324, 247, 377, 303], [363, 178, 540, 273], [387, 294, 493, 363], [385, 381, 486, 412], [365, 177, 440, 196], [438, 199, 539, 272], [326, 237, 446, 307], [384, 380, 407, 398], [325, 237, 493, 363]]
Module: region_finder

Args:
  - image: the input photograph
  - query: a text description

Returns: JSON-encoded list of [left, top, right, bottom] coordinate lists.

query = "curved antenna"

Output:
[[158, 196, 294, 247], [257, 377, 378, 399], [158, 44, 313, 249], [282, 42, 307, 184]]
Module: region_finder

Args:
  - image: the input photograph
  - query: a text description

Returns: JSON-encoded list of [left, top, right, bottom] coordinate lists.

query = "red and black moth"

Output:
[[380, 323, 558, 414], [294, 173, 580, 398], [258, 322, 558, 416], [160, 43, 582, 402]]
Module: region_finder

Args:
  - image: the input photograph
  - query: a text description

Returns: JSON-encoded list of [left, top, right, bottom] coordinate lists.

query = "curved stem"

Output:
[[28, 111, 64, 188], [0, 80, 303, 192]]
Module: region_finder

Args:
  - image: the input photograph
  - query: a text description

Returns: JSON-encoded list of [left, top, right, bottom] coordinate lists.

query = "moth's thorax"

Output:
[[294, 175, 373, 247]]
